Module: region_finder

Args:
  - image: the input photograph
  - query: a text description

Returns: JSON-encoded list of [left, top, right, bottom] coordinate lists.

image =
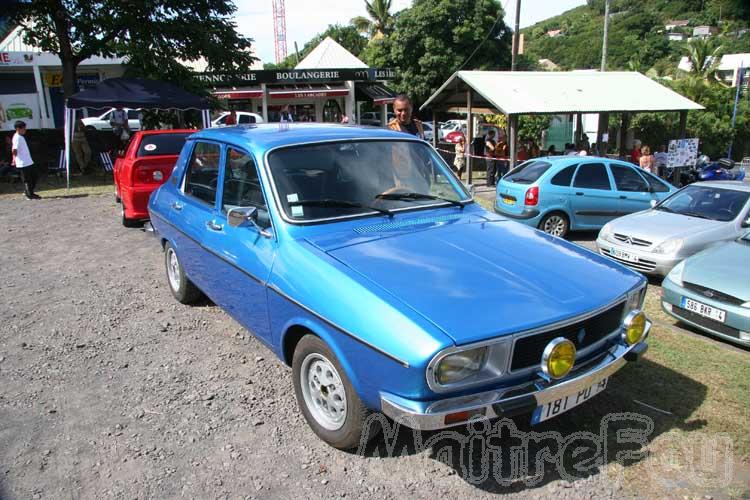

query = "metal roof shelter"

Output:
[[420, 71, 704, 182]]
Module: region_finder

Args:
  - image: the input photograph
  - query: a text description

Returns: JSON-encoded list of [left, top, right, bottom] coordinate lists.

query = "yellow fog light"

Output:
[[623, 310, 646, 345], [541, 338, 576, 379]]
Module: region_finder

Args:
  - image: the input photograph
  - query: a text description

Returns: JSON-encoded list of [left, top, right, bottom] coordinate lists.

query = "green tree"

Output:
[[683, 37, 725, 82], [10, 0, 255, 98], [267, 24, 368, 69], [351, 0, 394, 38], [518, 115, 552, 143], [362, 0, 512, 106]]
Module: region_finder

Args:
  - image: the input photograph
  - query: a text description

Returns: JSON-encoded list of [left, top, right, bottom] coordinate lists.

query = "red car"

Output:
[[443, 123, 503, 144], [114, 129, 195, 227]]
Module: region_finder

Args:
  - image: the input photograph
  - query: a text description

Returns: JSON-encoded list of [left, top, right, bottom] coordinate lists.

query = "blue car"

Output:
[[149, 124, 651, 449], [495, 156, 676, 238]]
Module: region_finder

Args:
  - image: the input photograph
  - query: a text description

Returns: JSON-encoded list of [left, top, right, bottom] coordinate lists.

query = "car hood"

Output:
[[609, 210, 723, 246], [316, 219, 641, 345], [682, 240, 750, 302]]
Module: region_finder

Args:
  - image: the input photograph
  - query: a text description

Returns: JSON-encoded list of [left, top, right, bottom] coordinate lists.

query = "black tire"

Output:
[[115, 191, 121, 203], [292, 335, 371, 450], [164, 242, 202, 304], [539, 212, 569, 238]]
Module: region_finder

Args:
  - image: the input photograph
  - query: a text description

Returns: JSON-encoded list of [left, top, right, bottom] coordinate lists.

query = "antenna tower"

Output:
[[272, 0, 288, 63]]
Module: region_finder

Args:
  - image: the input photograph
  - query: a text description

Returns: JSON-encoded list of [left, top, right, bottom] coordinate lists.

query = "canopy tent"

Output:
[[420, 71, 704, 182], [64, 77, 212, 189]]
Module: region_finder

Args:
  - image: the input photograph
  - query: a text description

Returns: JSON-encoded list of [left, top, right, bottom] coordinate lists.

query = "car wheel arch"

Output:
[[539, 209, 571, 228]]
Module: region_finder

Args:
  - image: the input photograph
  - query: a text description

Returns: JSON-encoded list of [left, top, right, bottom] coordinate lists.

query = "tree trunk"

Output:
[[61, 57, 78, 99], [50, 0, 78, 98]]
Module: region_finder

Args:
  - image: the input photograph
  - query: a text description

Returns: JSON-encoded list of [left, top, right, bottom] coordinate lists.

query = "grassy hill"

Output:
[[522, 0, 750, 72]]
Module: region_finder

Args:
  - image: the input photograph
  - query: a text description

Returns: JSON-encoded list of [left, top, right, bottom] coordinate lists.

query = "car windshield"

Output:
[[504, 160, 552, 184], [657, 185, 750, 222], [137, 133, 191, 157], [268, 140, 470, 222]]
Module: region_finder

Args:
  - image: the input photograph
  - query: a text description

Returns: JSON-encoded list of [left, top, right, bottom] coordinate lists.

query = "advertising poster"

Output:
[[0, 94, 40, 131], [667, 138, 699, 168]]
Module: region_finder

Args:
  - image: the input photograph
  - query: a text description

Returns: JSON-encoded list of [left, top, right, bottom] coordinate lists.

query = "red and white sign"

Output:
[[269, 89, 349, 99], [0, 52, 35, 66], [214, 90, 263, 100]]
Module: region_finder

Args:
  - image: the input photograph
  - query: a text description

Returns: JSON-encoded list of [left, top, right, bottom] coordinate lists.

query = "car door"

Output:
[[172, 140, 223, 288], [608, 162, 656, 215], [570, 161, 619, 228], [238, 113, 256, 124], [127, 110, 142, 130], [199, 146, 276, 344]]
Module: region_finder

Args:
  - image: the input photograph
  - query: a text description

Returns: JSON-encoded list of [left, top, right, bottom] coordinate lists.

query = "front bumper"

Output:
[[596, 237, 680, 276], [380, 322, 650, 430]]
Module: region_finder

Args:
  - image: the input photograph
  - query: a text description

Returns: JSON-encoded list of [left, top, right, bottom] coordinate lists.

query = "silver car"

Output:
[[596, 181, 750, 276]]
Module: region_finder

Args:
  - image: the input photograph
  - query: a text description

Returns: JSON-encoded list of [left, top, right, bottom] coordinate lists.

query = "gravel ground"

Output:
[[0, 192, 740, 499]]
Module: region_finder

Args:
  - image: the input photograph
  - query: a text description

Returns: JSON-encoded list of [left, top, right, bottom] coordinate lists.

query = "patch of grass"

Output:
[[0, 173, 114, 200]]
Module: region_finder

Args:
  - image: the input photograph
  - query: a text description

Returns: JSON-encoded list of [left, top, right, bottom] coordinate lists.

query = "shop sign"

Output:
[[44, 73, 100, 89], [0, 94, 40, 130], [0, 52, 34, 65], [199, 68, 397, 86]]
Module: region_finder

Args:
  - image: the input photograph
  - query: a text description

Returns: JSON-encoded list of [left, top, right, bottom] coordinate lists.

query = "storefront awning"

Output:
[[355, 82, 396, 104], [213, 89, 263, 100], [268, 84, 349, 99]]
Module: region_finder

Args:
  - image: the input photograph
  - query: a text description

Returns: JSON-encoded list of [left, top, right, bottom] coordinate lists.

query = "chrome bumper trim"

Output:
[[380, 322, 650, 430]]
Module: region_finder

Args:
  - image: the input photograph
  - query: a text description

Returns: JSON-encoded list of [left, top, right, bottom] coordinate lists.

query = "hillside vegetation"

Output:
[[522, 0, 750, 72]]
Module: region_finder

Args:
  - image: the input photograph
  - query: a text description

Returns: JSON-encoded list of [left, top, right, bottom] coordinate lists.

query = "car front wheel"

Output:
[[164, 242, 202, 304], [539, 212, 569, 238], [292, 335, 371, 449]]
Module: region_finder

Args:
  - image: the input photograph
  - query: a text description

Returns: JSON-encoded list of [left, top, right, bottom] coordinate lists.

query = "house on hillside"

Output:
[[678, 53, 750, 86], [665, 20, 689, 31], [667, 32, 687, 42], [546, 29, 563, 38], [692, 25, 718, 39]]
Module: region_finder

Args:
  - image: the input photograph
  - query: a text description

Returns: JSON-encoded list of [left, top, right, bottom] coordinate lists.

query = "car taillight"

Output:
[[135, 166, 165, 184], [525, 186, 539, 206]]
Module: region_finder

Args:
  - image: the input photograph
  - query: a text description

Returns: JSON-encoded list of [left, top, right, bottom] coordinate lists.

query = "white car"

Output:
[[81, 108, 142, 131], [359, 111, 394, 126], [422, 122, 434, 141], [212, 111, 264, 127], [439, 119, 466, 139]]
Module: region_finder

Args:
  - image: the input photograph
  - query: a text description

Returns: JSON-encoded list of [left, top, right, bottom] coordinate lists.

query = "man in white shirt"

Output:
[[12, 121, 39, 200]]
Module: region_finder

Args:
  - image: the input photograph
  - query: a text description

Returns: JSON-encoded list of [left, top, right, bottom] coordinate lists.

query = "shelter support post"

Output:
[[575, 113, 583, 146], [678, 111, 687, 139], [64, 106, 73, 190], [432, 115, 437, 148], [619, 112, 630, 158], [380, 103, 387, 128], [509, 114, 518, 170], [466, 89, 473, 185], [597, 112, 609, 155], [261, 84, 269, 123]]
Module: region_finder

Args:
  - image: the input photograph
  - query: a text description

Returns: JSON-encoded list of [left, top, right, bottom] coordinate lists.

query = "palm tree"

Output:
[[684, 37, 725, 83], [351, 0, 393, 38]]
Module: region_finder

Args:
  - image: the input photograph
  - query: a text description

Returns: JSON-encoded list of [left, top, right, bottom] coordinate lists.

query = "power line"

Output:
[[454, 0, 512, 73]]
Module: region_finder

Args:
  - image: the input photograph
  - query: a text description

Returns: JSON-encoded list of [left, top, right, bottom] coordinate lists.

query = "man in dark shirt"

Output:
[[387, 95, 424, 139]]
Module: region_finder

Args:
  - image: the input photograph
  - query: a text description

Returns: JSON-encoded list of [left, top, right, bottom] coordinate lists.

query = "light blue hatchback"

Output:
[[495, 156, 676, 238]]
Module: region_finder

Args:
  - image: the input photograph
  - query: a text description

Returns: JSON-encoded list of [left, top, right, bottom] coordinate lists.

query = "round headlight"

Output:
[[623, 310, 646, 345], [541, 338, 576, 379]]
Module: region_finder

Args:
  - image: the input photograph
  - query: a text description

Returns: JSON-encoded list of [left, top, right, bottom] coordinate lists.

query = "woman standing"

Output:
[[639, 145, 654, 174], [453, 135, 466, 180]]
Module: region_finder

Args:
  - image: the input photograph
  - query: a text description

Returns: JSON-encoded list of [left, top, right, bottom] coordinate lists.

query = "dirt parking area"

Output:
[[1, 192, 748, 499]]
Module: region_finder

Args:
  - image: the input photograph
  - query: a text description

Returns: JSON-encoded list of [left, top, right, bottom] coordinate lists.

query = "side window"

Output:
[[550, 165, 577, 186], [573, 163, 611, 190], [127, 110, 140, 119], [610, 164, 649, 192], [184, 142, 221, 206], [238, 114, 255, 124], [640, 170, 670, 193], [221, 148, 270, 227]]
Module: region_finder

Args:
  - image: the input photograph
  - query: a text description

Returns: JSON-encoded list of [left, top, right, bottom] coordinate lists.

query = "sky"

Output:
[[235, 0, 586, 65]]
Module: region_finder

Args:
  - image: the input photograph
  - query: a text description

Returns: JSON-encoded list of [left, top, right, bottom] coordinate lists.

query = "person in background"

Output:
[[630, 140, 642, 165], [528, 140, 541, 159], [547, 144, 556, 156], [224, 110, 237, 125], [72, 119, 92, 174], [517, 143, 529, 162], [484, 129, 497, 186], [110, 106, 130, 149], [12, 121, 39, 200], [453, 135, 466, 180], [387, 95, 424, 139], [0, 135, 13, 178], [496, 136, 509, 177], [654, 144, 668, 178], [639, 145, 654, 173], [564, 143, 577, 156]]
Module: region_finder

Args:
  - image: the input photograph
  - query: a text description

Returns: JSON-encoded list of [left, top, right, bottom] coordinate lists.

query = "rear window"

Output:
[[137, 133, 191, 157], [504, 161, 552, 184]]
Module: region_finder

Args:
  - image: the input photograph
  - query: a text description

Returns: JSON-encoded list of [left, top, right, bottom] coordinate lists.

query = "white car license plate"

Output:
[[681, 297, 726, 322], [609, 248, 639, 263], [531, 377, 609, 424]]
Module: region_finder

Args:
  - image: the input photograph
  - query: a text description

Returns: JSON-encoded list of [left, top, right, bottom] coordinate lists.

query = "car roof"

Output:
[[136, 129, 196, 136], [188, 124, 423, 151], [690, 181, 750, 192]]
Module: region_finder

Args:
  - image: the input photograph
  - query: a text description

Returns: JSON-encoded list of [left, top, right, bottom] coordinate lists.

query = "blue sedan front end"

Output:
[[148, 124, 650, 448]]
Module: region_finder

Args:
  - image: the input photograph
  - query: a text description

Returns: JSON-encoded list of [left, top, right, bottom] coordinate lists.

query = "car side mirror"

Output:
[[742, 216, 750, 228], [227, 206, 272, 237], [650, 199, 658, 208]]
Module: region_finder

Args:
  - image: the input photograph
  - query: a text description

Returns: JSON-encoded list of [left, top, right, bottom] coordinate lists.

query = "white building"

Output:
[[0, 26, 126, 130], [678, 53, 750, 86]]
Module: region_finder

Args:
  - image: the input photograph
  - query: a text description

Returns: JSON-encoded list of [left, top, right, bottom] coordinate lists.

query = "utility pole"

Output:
[[601, 0, 611, 72], [511, 0, 522, 71]]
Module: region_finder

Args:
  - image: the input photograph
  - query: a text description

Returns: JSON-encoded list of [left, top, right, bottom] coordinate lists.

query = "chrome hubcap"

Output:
[[300, 353, 347, 430], [166, 248, 181, 291], [543, 216, 566, 236]]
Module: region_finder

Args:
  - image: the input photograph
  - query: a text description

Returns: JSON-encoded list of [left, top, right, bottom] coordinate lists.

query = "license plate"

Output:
[[502, 196, 515, 206], [531, 377, 609, 424], [609, 248, 639, 263], [681, 297, 726, 322]]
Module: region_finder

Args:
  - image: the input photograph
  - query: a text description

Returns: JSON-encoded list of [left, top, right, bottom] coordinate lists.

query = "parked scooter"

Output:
[[680, 156, 746, 185]]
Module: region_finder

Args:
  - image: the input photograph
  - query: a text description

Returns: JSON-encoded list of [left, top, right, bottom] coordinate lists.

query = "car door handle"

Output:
[[575, 192, 584, 196], [171, 202, 183, 211], [619, 195, 627, 199], [205, 220, 223, 232]]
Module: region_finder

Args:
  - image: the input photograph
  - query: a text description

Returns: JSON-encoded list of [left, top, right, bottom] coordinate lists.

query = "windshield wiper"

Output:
[[682, 211, 711, 220], [289, 199, 393, 217], [375, 191, 469, 209]]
